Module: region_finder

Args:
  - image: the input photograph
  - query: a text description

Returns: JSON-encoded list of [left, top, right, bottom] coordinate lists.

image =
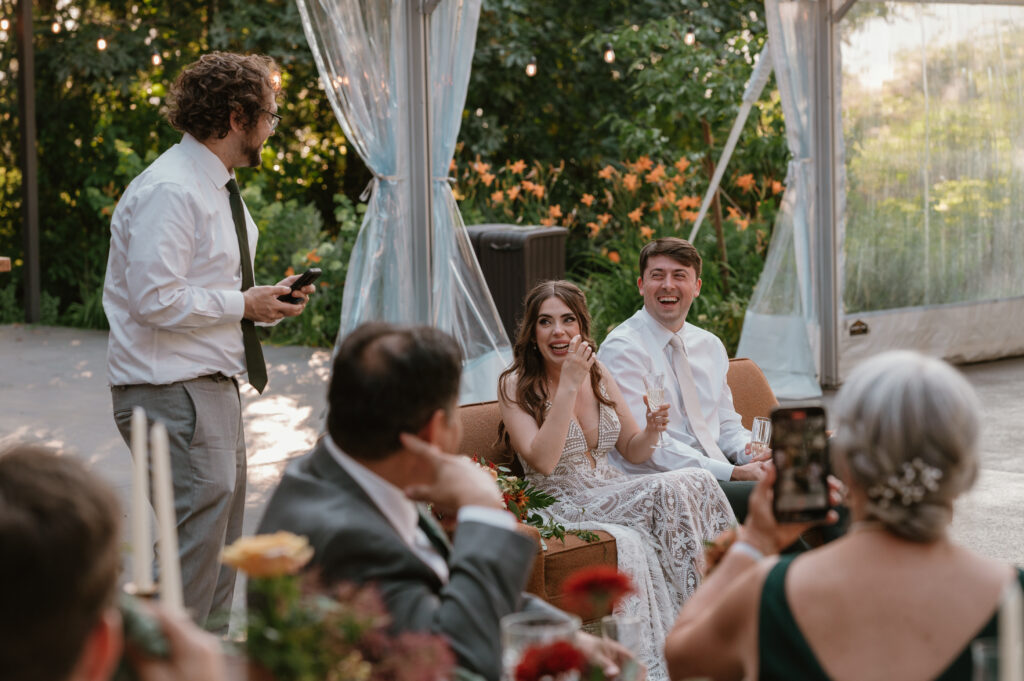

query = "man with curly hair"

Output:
[[102, 52, 315, 627]]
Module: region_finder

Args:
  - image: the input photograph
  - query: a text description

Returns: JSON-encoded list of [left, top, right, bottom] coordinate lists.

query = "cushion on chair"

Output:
[[726, 358, 779, 429]]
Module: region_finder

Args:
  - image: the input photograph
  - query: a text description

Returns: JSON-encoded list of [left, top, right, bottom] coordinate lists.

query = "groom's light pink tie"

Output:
[[668, 335, 729, 463]]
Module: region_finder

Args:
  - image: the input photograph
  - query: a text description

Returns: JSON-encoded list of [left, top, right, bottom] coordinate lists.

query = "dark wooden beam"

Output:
[[16, 0, 40, 323]]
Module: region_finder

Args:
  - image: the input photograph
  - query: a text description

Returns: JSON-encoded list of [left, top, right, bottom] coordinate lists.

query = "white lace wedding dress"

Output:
[[518, 395, 735, 681]]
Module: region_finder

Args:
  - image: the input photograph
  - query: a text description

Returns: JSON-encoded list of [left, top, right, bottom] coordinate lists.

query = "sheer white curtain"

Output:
[[736, 0, 823, 399], [296, 0, 510, 402]]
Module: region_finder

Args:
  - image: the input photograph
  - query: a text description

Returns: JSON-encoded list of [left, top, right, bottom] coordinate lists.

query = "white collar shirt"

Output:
[[103, 133, 255, 386], [597, 307, 751, 479], [324, 435, 451, 582]]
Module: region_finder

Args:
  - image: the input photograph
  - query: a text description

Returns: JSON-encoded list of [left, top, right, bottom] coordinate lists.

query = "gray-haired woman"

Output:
[[664, 350, 1023, 681]]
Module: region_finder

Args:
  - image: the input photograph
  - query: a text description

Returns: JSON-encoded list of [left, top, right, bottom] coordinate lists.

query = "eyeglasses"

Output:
[[262, 109, 281, 131]]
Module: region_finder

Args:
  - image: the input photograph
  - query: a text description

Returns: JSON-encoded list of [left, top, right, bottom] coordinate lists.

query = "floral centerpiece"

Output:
[[470, 456, 598, 543], [222, 532, 456, 681], [511, 566, 637, 681]]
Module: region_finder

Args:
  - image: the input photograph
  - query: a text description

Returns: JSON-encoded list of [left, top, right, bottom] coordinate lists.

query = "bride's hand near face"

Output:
[[559, 335, 595, 395]]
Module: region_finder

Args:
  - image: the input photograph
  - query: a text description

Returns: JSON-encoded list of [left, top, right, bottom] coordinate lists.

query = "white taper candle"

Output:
[[150, 421, 183, 611], [999, 580, 1023, 681], [130, 407, 154, 592]]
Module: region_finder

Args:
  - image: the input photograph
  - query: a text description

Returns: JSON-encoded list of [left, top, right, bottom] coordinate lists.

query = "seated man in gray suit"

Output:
[[257, 322, 632, 681]]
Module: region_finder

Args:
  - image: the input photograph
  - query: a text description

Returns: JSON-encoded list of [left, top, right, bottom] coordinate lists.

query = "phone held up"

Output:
[[770, 405, 830, 523], [277, 267, 322, 304]]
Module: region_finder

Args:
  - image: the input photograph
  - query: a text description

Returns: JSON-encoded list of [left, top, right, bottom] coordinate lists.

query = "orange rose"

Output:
[[221, 532, 314, 578]]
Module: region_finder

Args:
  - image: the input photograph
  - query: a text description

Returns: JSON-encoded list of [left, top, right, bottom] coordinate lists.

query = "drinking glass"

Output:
[[750, 416, 772, 459], [971, 638, 999, 681], [643, 373, 667, 446], [500, 611, 581, 681], [601, 615, 643, 681]]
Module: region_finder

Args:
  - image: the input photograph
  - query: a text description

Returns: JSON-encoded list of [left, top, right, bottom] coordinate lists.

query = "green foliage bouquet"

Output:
[[222, 532, 456, 681]]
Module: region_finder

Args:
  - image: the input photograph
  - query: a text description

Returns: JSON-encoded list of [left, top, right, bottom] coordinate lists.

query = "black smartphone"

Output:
[[277, 267, 321, 304], [771, 405, 830, 522]]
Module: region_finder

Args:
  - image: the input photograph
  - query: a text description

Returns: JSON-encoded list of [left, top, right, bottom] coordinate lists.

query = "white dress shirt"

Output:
[[103, 133, 255, 386], [324, 436, 517, 583], [598, 307, 751, 480]]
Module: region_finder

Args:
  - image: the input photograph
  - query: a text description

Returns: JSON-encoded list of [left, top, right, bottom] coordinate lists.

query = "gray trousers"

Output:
[[112, 374, 246, 629]]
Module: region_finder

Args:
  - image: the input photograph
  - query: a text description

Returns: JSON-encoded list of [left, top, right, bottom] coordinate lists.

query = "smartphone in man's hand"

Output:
[[277, 268, 321, 304]]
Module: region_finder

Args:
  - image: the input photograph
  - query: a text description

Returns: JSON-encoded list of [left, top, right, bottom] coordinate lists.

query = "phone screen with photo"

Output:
[[771, 406, 830, 522]]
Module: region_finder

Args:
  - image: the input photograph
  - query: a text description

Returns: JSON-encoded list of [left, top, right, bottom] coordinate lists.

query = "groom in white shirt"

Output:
[[598, 237, 768, 518]]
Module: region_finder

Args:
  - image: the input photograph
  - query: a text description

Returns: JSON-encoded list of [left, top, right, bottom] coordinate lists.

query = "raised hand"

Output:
[[400, 433, 505, 513], [739, 462, 841, 556], [560, 335, 596, 391], [243, 285, 304, 322]]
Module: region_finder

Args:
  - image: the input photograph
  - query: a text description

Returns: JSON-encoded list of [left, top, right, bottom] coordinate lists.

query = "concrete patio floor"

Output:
[[2, 323, 1021, 618]]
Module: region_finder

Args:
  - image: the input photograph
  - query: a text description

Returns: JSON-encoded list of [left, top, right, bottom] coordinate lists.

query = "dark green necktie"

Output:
[[417, 507, 452, 558], [225, 178, 267, 394]]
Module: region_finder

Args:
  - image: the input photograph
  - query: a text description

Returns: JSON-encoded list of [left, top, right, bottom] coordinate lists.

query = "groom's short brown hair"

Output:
[[0, 446, 121, 681], [639, 237, 702, 279]]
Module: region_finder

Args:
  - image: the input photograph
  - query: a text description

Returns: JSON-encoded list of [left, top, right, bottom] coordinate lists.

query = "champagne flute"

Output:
[[601, 614, 643, 681], [643, 373, 667, 446], [750, 416, 772, 460]]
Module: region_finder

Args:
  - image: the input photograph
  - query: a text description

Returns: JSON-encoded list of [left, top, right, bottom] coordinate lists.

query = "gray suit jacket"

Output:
[[256, 439, 545, 681]]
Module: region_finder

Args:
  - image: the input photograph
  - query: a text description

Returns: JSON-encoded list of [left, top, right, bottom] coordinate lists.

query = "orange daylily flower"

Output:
[[285, 266, 295, 277], [675, 195, 701, 211], [509, 159, 527, 174], [680, 210, 699, 222], [628, 207, 643, 223], [580, 193, 596, 207], [735, 173, 756, 193], [540, 217, 555, 226], [771, 180, 784, 195], [622, 174, 639, 192], [607, 250, 621, 264], [597, 213, 612, 226], [522, 180, 537, 193], [548, 204, 563, 219], [449, 159, 457, 172], [307, 250, 321, 263], [631, 156, 654, 172], [640, 226, 655, 239], [587, 221, 601, 238], [598, 165, 616, 180], [674, 157, 691, 174], [531, 184, 545, 199], [507, 186, 522, 201], [645, 164, 666, 185], [481, 172, 496, 187], [472, 160, 491, 175], [491, 190, 504, 204]]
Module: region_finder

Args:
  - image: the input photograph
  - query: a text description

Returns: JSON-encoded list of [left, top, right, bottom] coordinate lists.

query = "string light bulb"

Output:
[[525, 56, 537, 77], [51, 21, 61, 33], [603, 43, 615, 64], [97, 36, 108, 51], [684, 27, 696, 46], [0, 18, 9, 31], [151, 50, 162, 66]]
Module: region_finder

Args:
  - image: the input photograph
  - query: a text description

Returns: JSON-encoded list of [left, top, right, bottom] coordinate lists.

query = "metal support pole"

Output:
[[405, 0, 434, 325], [814, 0, 840, 388], [16, 0, 40, 323]]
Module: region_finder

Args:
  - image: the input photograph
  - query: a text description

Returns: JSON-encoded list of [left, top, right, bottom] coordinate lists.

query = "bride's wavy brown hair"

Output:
[[498, 281, 614, 444]]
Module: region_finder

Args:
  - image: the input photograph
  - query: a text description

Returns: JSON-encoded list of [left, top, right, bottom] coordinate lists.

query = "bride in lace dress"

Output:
[[498, 281, 735, 681]]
